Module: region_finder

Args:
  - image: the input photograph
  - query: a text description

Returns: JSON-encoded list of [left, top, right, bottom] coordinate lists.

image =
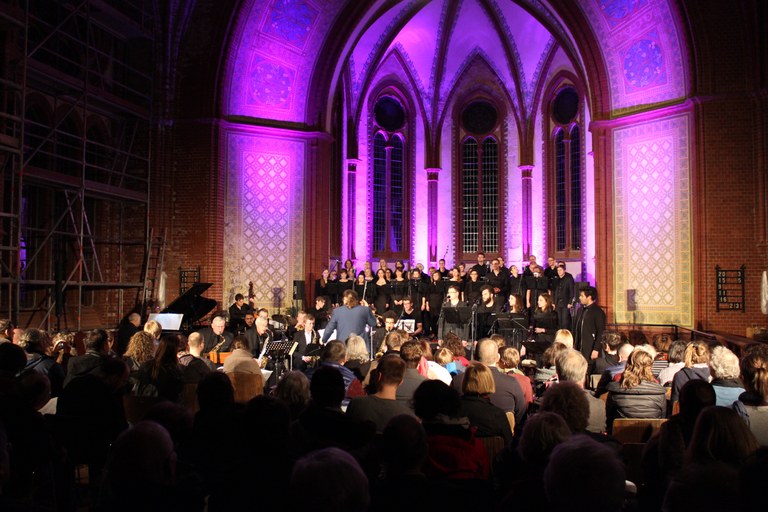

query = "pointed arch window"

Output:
[[548, 86, 583, 258], [456, 100, 504, 260], [371, 95, 410, 258]]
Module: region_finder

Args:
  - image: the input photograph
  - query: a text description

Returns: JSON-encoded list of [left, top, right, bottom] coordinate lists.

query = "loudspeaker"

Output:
[[293, 280, 305, 300], [626, 289, 637, 312]]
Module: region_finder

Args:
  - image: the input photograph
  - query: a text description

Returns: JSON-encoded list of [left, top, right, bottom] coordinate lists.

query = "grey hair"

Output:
[[709, 345, 740, 380]]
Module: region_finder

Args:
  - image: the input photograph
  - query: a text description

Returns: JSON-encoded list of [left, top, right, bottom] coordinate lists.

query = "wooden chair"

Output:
[[122, 395, 165, 425], [208, 351, 232, 365], [227, 371, 264, 403], [589, 374, 602, 390], [611, 418, 667, 444]]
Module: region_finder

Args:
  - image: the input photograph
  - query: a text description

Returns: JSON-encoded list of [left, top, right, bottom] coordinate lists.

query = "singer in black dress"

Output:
[[373, 268, 390, 314], [464, 269, 483, 305], [532, 293, 558, 344], [390, 268, 409, 315], [353, 272, 376, 305], [426, 270, 447, 336]]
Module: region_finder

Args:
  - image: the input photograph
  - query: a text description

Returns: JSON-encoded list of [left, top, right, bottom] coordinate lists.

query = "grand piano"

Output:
[[160, 282, 218, 332]]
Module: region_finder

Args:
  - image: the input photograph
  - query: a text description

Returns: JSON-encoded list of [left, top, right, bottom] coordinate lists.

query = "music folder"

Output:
[[148, 313, 184, 331]]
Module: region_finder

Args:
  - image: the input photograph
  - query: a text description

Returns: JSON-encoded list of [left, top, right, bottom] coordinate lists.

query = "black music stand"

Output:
[[442, 306, 474, 357], [264, 340, 297, 382]]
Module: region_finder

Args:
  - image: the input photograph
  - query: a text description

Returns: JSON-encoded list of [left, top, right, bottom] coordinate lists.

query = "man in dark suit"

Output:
[[470, 252, 488, 279], [552, 263, 576, 329], [195, 315, 233, 354], [451, 339, 527, 430], [321, 289, 377, 344], [64, 329, 112, 387], [115, 313, 140, 357], [573, 286, 607, 367]]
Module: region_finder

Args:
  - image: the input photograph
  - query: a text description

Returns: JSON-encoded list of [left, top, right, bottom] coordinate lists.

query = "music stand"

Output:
[[263, 340, 297, 382], [304, 344, 324, 358], [442, 306, 472, 328]]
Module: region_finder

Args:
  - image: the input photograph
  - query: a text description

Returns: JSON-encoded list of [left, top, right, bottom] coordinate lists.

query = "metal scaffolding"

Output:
[[0, 0, 157, 330]]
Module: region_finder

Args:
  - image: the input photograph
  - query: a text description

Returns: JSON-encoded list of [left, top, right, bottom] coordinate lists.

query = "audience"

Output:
[[64, 328, 111, 386], [396, 341, 426, 406], [132, 334, 185, 402], [658, 339, 688, 386], [275, 370, 310, 419], [555, 349, 606, 433], [670, 341, 711, 403], [221, 334, 262, 375], [289, 447, 370, 512], [123, 331, 156, 373], [605, 348, 666, 433], [19, 328, 65, 397], [346, 354, 414, 432], [458, 362, 513, 444], [709, 345, 744, 407], [732, 343, 768, 445]]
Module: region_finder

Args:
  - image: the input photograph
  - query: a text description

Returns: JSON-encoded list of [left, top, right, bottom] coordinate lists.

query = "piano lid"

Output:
[[161, 282, 217, 327]]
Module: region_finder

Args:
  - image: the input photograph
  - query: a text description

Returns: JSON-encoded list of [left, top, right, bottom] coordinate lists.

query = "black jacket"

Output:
[[605, 380, 666, 433]]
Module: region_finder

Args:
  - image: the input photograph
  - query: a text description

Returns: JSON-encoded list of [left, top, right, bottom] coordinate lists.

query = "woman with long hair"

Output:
[[373, 268, 390, 314], [670, 341, 712, 403], [123, 331, 156, 372], [605, 348, 666, 433], [532, 293, 558, 344], [459, 362, 513, 443], [133, 333, 184, 402], [390, 267, 408, 315]]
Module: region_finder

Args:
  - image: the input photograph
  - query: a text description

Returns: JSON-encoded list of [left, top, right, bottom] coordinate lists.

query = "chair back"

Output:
[[611, 418, 667, 443], [228, 371, 264, 403], [505, 411, 516, 436]]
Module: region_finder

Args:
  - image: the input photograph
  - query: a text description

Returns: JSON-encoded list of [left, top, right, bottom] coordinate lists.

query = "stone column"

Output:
[[346, 158, 360, 261], [519, 164, 534, 258], [426, 167, 441, 263]]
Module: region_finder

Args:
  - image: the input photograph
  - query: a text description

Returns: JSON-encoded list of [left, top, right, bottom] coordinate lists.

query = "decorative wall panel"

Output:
[[223, 128, 305, 311], [613, 113, 692, 326]]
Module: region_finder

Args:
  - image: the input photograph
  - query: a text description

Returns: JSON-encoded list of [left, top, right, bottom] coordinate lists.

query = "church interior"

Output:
[[1, 0, 766, 337]]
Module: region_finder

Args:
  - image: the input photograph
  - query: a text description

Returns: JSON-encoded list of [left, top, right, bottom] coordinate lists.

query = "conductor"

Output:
[[321, 289, 377, 344]]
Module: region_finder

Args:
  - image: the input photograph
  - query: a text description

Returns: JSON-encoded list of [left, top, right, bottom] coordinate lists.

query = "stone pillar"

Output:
[[519, 164, 534, 259], [426, 167, 441, 262]]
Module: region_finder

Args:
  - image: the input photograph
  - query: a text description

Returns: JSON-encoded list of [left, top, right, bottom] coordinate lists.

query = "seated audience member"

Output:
[[123, 331, 156, 373], [0, 341, 26, 380], [594, 342, 635, 397], [708, 345, 744, 407], [663, 406, 759, 512], [177, 331, 214, 383], [99, 421, 188, 512], [497, 412, 572, 511], [64, 328, 112, 387], [658, 339, 688, 386], [553, 329, 573, 349], [452, 339, 528, 427], [346, 354, 414, 433], [555, 349, 606, 433], [222, 335, 262, 376], [640, 379, 716, 511], [543, 435, 626, 512], [442, 332, 469, 369], [133, 334, 184, 402], [51, 331, 76, 373], [115, 312, 141, 357], [605, 348, 666, 433], [534, 342, 568, 395], [593, 331, 623, 376], [458, 362, 513, 444], [290, 366, 375, 455], [19, 328, 65, 397], [670, 341, 712, 403], [434, 347, 458, 376], [651, 332, 673, 377], [274, 370, 310, 420], [411, 380, 490, 479], [343, 334, 371, 381], [498, 346, 533, 405], [290, 447, 370, 512], [397, 340, 427, 406], [732, 343, 768, 445], [305, 340, 356, 397], [143, 319, 162, 343], [419, 339, 452, 385]]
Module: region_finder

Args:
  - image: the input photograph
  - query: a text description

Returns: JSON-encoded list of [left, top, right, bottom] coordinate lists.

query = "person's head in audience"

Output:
[[418, 339, 434, 361], [628, 330, 648, 347], [290, 447, 369, 512], [384, 329, 405, 352], [686, 406, 759, 467], [85, 328, 111, 355], [103, 421, 177, 505], [373, 354, 406, 394], [542, 342, 569, 369], [434, 347, 455, 372], [498, 346, 521, 372], [18, 328, 51, 356], [309, 366, 345, 408], [187, 332, 204, 357], [517, 411, 571, 467], [553, 329, 573, 348], [677, 379, 716, 429], [709, 345, 741, 382], [668, 339, 688, 364], [540, 381, 590, 433], [197, 371, 234, 410], [95, 357, 130, 390], [321, 340, 346, 365], [0, 342, 26, 377], [684, 340, 711, 368], [400, 340, 423, 369], [601, 331, 623, 355], [144, 402, 194, 449], [544, 435, 625, 512], [555, 349, 588, 387], [0, 318, 12, 342], [739, 343, 768, 402], [620, 348, 655, 389], [462, 362, 495, 396], [381, 414, 428, 477], [345, 334, 369, 363], [476, 338, 500, 367], [634, 343, 658, 360], [124, 331, 155, 365], [652, 333, 673, 355], [232, 334, 251, 352], [275, 371, 310, 409], [143, 320, 162, 341], [443, 332, 464, 360], [413, 380, 460, 421], [14, 371, 51, 411], [616, 342, 634, 363], [489, 334, 505, 349]]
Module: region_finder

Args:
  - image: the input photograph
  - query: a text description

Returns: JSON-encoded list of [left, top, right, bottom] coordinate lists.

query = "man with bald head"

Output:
[[195, 315, 233, 355], [451, 338, 527, 427], [178, 332, 214, 383]]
